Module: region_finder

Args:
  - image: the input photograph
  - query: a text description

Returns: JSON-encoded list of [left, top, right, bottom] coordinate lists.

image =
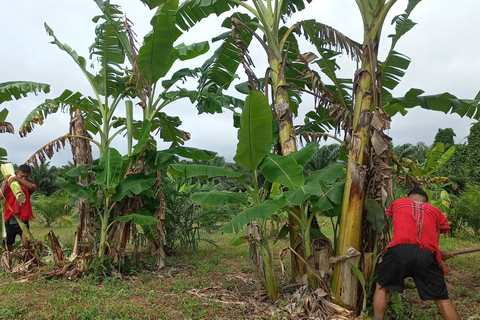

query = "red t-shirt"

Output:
[[386, 197, 450, 274], [3, 182, 36, 222]]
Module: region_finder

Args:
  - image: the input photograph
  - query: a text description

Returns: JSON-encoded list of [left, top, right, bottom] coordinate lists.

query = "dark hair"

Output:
[[17, 164, 32, 174], [408, 188, 428, 202]]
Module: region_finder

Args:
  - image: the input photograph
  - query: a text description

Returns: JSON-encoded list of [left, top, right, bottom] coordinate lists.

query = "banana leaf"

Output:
[[169, 164, 245, 180], [287, 142, 318, 167], [260, 154, 304, 190], [364, 199, 385, 233], [190, 191, 249, 206], [137, 0, 179, 85], [222, 199, 286, 234], [96, 147, 123, 189], [0, 81, 50, 104], [233, 91, 272, 170], [112, 173, 156, 202]]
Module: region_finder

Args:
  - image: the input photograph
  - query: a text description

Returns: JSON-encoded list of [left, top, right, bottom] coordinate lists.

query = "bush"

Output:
[[453, 185, 480, 236], [31, 191, 74, 227]]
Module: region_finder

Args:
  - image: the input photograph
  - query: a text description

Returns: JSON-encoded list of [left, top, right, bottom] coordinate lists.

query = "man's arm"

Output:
[[9, 176, 36, 192], [440, 249, 454, 261]]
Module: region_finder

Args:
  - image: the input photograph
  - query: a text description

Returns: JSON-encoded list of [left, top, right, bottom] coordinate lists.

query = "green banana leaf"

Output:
[[190, 191, 249, 206], [137, 0, 179, 85], [138, 0, 169, 10], [259, 154, 304, 190], [112, 173, 156, 202], [64, 164, 91, 180], [0, 108, 8, 122], [364, 199, 386, 233], [285, 181, 322, 206], [385, 88, 480, 120], [306, 163, 346, 184], [300, 20, 354, 112], [57, 177, 99, 206], [116, 213, 158, 225], [117, 211, 160, 245], [19, 90, 98, 137], [146, 147, 217, 171], [198, 13, 258, 91], [287, 142, 318, 167], [311, 181, 345, 213], [131, 120, 152, 156], [167, 147, 216, 160], [96, 147, 123, 189], [222, 199, 286, 234], [169, 164, 245, 180], [162, 67, 200, 90], [94, 0, 134, 65], [0, 81, 50, 104], [90, 5, 126, 98], [233, 91, 272, 170], [176, 0, 238, 32], [164, 42, 210, 74], [0, 148, 8, 164], [380, 0, 420, 93]]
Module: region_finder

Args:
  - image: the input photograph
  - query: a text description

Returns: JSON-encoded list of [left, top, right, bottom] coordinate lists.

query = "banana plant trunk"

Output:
[[332, 0, 396, 308], [269, 55, 309, 284], [71, 109, 97, 257]]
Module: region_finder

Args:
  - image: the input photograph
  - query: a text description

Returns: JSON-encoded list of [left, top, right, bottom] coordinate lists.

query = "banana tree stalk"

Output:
[[99, 194, 113, 258], [332, 0, 397, 307]]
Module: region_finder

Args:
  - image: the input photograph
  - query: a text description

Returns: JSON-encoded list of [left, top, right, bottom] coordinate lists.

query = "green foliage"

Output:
[[30, 163, 60, 196], [434, 127, 455, 149], [31, 191, 73, 228], [453, 185, 480, 236], [233, 91, 272, 170], [0, 81, 50, 104], [162, 173, 218, 253], [303, 144, 342, 175]]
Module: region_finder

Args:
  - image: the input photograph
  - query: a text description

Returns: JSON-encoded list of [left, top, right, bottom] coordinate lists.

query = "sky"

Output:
[[1, 0, 479, 166]]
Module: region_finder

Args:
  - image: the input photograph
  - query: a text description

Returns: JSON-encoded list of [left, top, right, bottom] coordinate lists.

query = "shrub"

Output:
[[31, 191, 74, 227], [453, 185, 480, 236]]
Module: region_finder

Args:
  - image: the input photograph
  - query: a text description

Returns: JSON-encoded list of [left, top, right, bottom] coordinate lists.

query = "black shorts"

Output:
[[4, 220, 29, 247], [377, 243, 449, 301]]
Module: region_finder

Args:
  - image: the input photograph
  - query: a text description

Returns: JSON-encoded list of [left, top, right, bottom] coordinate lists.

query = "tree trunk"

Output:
[[70, 109, 97, 258], [332, 0, 396, 308]]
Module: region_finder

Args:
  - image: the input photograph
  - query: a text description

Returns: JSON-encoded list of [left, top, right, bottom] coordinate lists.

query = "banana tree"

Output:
[[58, 146, 156, 258], [169, 90, 345, 301], [330, 0, 407, 307]]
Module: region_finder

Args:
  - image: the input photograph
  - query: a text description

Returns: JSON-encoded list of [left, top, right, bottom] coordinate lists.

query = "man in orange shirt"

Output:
[[373, 188, 459, 320], [0, 164, 37, 251]]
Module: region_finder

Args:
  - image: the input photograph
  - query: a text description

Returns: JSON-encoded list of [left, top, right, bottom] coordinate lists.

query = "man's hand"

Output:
[[440, 249, 454, 261], [3, 174, 15, 185]]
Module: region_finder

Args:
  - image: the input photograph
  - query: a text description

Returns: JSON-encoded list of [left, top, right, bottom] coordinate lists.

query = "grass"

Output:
[[0, 220, 479, 319]]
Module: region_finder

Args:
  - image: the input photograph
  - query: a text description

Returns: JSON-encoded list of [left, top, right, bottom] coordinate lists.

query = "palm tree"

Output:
[[29, 162, 60, 196]]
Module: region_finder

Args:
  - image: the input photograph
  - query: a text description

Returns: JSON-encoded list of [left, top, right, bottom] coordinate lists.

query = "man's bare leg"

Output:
[[373, 283, 390, 320], [434, 299, 459, 320]]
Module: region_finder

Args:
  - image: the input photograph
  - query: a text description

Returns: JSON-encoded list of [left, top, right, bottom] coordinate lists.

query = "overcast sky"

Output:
[[1, 0, 479, 166]]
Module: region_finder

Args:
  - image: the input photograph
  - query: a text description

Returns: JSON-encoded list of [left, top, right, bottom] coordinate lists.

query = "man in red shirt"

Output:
[[0, 164, 37, 251], [373, 188, 459, 320]]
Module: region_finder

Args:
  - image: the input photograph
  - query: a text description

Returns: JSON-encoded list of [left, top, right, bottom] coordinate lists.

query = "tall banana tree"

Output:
[[328, 0, 429, 308], [329, 0, 398, 307], [177, 0, 359, 283]]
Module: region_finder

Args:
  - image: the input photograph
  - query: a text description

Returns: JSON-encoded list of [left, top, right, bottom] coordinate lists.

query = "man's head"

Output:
[[16, 164, 32, 181], [407, 188, 428, 202]]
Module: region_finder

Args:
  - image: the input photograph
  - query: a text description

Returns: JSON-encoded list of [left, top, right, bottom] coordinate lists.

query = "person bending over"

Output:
[[373, 188, 459, 320]]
